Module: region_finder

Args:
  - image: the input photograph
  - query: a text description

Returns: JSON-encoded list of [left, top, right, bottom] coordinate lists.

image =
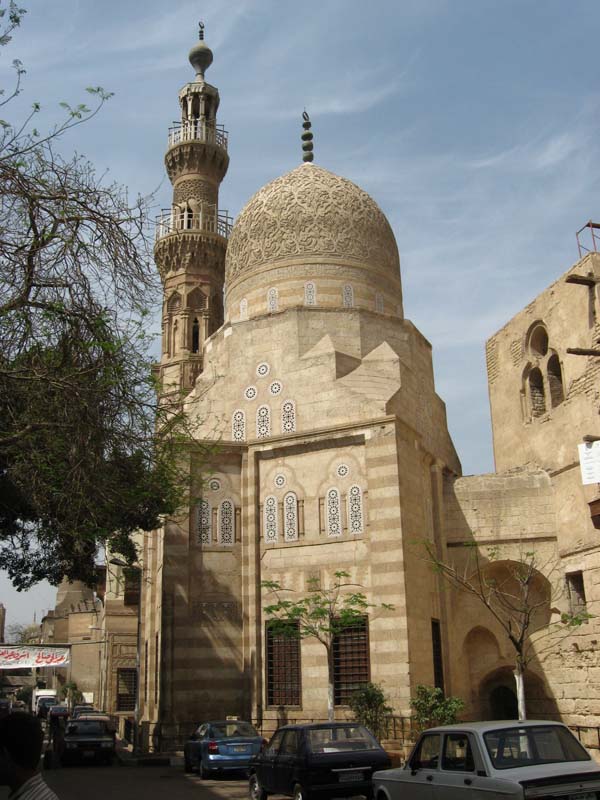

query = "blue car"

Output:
[[184, 720, 265, 778]]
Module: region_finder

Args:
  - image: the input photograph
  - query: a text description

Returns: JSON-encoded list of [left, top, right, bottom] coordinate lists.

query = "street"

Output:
[[0, 767, 251, 800]]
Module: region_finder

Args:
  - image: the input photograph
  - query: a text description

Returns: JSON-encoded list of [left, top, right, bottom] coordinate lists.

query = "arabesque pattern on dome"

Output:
[[225, 164, 400, 284]]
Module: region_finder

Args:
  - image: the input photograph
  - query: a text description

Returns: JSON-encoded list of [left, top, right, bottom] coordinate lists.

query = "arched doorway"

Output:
[[490, 685, 518, 720]]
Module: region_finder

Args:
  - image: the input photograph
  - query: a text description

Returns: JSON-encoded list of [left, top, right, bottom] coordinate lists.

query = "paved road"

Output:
[[0, 766, 251, 800]]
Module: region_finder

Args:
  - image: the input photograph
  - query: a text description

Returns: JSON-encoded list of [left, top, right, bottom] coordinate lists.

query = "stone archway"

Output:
[[490, 685, 518, 719]]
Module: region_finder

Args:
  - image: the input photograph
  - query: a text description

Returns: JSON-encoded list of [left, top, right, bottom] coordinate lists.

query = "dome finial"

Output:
[[189, 20, 213, 79], [301, 111, 314, 163]]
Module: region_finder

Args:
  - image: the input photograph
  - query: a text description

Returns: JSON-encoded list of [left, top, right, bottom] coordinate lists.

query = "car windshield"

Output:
[[67, 721, 108, 736], [307, 726, 379, 753], [484, 725, 591, 769], [210, 722, 258, 738]]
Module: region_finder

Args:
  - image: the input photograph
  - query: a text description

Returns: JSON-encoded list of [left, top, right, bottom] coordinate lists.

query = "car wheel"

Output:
[[249, 773, 268, 800], [293, 783, 310, 800]]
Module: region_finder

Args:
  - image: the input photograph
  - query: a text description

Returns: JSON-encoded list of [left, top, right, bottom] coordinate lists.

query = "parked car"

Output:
[[185, 719, 265, 777], [71, 704, 95, 719], [373, 720, 600, 800], [61, 714, 115, 766], [36, 696, 58, 720], [249, 722, 391, 800]]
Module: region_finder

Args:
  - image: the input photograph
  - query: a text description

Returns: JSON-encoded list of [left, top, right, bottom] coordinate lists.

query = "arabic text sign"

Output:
[[0, 646, 70, 669], [578, 441, 600, 486]]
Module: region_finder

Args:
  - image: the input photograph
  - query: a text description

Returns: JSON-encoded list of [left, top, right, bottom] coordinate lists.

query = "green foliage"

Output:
[[59, 681, 83, 705], [348, 682, 392, 741], [16, 685, 32, 704], [410, 685, 464, 730], [262, 571, 394, 646], [0, 3, 196, 588]]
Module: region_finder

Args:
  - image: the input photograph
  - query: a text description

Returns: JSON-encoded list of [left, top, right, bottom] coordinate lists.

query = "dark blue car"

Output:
[[184, 719, 265, 777]]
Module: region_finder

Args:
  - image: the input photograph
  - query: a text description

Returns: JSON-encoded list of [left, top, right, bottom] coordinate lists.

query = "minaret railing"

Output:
[[155, 206, 233, 241], [167, 121, 228, 150]]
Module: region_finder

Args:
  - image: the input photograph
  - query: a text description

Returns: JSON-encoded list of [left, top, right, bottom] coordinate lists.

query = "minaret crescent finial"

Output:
[[189, 21, 213, 78], [301, 110, 314, 163]]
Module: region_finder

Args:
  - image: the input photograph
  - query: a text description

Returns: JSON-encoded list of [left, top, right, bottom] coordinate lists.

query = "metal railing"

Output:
[[167, 121, 228, 150], [155, 206, 232, 242]]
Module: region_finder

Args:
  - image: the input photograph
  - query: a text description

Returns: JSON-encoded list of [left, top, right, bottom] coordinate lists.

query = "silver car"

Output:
[[373, 720, 600, 800]]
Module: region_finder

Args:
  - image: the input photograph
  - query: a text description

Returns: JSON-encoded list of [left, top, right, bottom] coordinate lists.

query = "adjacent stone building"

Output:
[[138, 28, 600, 749]]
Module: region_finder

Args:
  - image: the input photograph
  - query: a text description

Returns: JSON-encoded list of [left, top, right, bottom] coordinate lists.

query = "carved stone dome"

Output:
[[225, 164, 401, 292]]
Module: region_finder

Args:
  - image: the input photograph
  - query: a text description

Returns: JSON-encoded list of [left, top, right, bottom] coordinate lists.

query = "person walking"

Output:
[[0, 712, 59, 799]]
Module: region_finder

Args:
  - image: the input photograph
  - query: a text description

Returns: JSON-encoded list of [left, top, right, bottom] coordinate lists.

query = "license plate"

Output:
[[338, 771, 363, 783], [83, 750, 95, 758], [233, 746, 248, 753]]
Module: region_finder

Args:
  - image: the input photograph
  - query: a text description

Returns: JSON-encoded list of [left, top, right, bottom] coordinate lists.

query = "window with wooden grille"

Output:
[[333, 616, 370, 705], [431, 618, 445, 692], [266, 622, 301, 706], [116, 668, 137, 711]]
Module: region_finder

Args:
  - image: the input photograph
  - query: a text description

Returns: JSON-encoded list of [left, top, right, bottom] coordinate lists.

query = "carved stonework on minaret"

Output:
[[154, 25, 231, 395]]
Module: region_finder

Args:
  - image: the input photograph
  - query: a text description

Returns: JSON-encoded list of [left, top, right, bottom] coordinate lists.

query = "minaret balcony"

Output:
[[167, 121, 228, 151], [155, 206, 233, 242]]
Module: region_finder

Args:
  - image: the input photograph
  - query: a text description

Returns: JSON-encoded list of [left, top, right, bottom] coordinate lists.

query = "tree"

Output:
[[0, 3, 191, 587], [425, 542, 590, 719], [6, 622, 39, 644], [262, 570, 393, 721], [348, 682, 392, 741], [410, 685, 464, 731]]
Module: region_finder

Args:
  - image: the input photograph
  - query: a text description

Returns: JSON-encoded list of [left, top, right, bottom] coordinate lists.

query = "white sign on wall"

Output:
[[578, 441, 600, 485]]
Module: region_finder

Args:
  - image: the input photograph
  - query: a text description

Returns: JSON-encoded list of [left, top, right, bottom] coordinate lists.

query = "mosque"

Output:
[[134, 27, 600, 750]]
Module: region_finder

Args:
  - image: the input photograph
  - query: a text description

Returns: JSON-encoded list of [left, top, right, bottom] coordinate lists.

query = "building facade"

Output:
[[138, 29, 600, 750]]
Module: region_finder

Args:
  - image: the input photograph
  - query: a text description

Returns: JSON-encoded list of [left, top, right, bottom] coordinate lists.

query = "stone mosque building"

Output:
[[136, 28, 600, 749]]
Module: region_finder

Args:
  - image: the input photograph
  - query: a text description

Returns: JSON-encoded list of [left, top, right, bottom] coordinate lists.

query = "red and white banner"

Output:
[[0, 646, 70, 669]]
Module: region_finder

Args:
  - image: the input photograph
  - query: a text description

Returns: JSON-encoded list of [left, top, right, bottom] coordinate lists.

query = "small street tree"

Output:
[[348, 682, 392, 740], [410, 685, 464, 731], [425, 542, 590, 719], [262, 570, 393, 722]]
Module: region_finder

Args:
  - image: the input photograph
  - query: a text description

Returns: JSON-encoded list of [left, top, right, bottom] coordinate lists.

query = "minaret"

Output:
[[154, 23, 231, 395]]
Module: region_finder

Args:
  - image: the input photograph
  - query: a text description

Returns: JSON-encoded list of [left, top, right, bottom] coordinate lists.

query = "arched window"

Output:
[[547, 354, 564, 407], [218, 499, 235, 545], [264, 495, 278, 543], [528, 323, 548, 356], [191, 317, 200, 353], [167, 292, 182, 313], [375, 293, 384, 314], [342, 284, 354, 308], [257, 405, 271, 438], [239, 298, 248, 320], [528, 367, 546, 417], [347, 485, 364, 535], [196, 499, 211, 545], [284, 492, 298, 542], [304, 282, 316, 306], [267, 287, 278, 313], [232, 409, 246, 441], [281, 400, 296, 434], [326, 488, 342, 537]]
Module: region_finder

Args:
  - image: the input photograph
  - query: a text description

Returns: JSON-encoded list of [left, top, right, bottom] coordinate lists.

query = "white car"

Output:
[[373, 720, 600, 800]]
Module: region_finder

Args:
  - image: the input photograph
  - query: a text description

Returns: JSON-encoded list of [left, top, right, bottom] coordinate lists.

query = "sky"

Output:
[[2, 0, 599, 626]]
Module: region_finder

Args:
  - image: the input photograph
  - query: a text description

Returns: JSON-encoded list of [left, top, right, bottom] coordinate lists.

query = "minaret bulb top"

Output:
[[301, 111, 314, 163], [189, 20, 213, 79]]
